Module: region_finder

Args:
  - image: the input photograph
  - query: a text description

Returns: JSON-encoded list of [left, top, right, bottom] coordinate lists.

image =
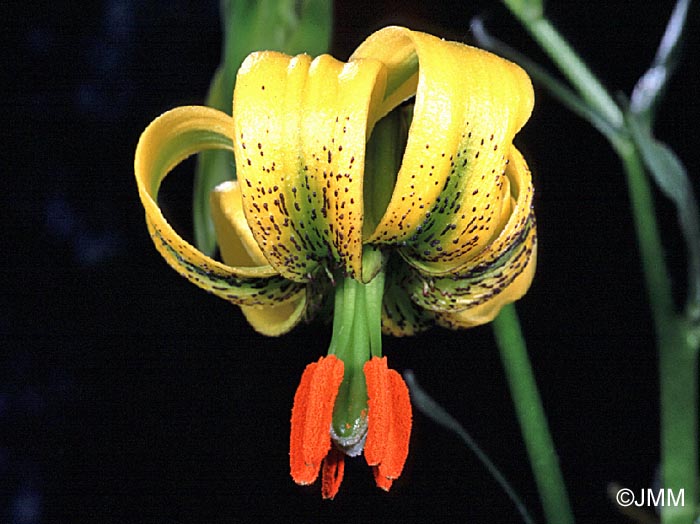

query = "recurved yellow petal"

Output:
[[435, 245, 537, 329], [135, 25, 537, 338], [134, 106, 304, 307], [210, 179, 308, 335], [404, 147, 536, 321], [352, 26, 534, 274], [240, 299, 308, 336], [232, 51, 386, 282]]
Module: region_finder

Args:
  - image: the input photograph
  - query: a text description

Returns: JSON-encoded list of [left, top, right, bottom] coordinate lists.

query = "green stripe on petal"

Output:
[[232, 51, 386, 282], [353, 27, 534, 275], [401, 148, 537, 323], [134, 106, 305, 307], [407, 220, 536, 315], [406, 145, 536, 276]]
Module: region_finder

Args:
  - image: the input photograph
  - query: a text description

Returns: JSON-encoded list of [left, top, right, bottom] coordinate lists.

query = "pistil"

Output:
[[327, 254, 386, 454]]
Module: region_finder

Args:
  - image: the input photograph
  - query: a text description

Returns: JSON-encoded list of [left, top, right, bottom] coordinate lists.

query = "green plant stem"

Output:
[[502, 4, 699, 519], [617, 141, 698, 523], [505, 10, 623, 131], [616, 142, 675, 332], [493, 304, 575, 524], [659, 323, 699, 524]]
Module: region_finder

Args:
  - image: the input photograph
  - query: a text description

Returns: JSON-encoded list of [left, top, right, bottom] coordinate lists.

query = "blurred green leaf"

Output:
[[194, 0, 332, 255], [628, 112, 700, 307]]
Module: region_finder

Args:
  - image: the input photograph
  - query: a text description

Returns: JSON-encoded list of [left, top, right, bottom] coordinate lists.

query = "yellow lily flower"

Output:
[[134, 26, 535, 497]]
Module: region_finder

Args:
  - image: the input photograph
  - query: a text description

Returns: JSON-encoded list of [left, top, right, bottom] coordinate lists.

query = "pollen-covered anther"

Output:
[[363, 356, 412, 491], [289, 355, 344, 487], [289, 353, 412, 498]]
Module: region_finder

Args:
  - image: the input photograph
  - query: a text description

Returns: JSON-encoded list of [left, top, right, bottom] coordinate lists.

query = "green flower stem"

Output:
[[617, 141, 698, 524], [493, 304, 575, 524], [364, 270, 385, 359]]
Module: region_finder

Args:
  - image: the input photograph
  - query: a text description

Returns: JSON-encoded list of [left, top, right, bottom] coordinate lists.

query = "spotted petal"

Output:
[[232, 51, 387, 282], [380, 257, 435, 336], [403, 147, 537, 327], [134, 106, 305, 309], [351, 26, 535, 275]]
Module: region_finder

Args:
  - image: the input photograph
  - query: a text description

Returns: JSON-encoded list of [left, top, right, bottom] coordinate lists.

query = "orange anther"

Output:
[[364, 356, 412, 490], [290, 355, 344, 486]]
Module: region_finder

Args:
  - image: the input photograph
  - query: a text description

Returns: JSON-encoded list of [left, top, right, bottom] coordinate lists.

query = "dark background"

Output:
[[4, 1, 699, 522]]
